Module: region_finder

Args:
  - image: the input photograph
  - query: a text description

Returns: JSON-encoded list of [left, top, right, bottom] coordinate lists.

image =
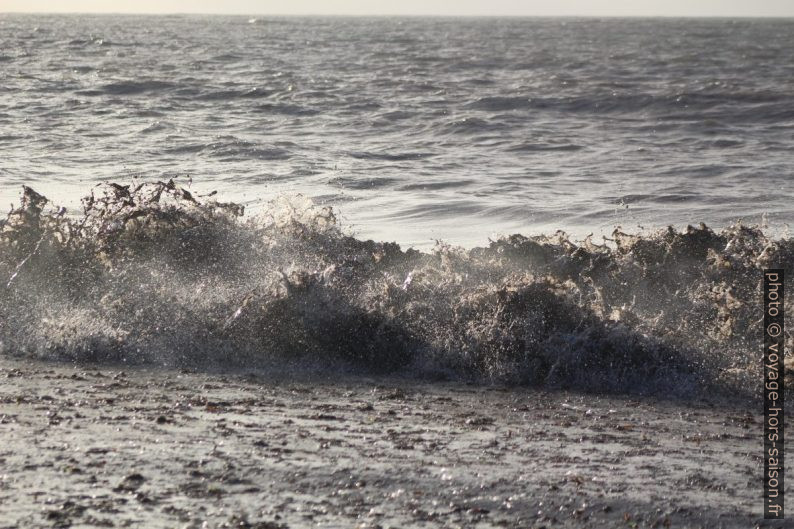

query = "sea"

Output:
[[0, 14, 792, 394], [1, 14, 793, 246]]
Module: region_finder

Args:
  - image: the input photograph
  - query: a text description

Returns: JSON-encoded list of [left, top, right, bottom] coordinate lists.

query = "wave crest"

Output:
[[1, 181, 790, 397]]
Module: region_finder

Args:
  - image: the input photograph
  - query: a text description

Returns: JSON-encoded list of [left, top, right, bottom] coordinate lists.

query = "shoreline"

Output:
[[0, 357, 765, 528]]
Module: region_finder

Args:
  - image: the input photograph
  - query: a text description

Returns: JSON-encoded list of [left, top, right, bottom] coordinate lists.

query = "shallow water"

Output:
[[1, 15, 793, 246]]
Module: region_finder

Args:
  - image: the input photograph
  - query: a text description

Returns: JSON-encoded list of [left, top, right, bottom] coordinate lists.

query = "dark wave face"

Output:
[[1, 183, 791, 397], [0, 15, 793, 246]]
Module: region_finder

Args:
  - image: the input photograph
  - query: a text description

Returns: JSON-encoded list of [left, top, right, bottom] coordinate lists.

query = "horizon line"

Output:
[[2, 11, 794, 18]]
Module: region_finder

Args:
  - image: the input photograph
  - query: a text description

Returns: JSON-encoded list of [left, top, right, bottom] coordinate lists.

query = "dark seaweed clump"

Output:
[[1, 181, 791, 397]]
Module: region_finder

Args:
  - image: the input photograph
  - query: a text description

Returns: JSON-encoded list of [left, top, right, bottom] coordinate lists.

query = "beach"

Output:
[[1, 12, 793, 529], [0, 356, 765, 529]]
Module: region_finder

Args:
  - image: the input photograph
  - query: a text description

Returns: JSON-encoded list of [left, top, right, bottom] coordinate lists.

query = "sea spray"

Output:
[[1, 181, 791, 397]]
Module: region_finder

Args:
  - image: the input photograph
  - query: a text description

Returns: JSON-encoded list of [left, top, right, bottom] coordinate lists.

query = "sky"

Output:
[[2, 0, 794, 17]]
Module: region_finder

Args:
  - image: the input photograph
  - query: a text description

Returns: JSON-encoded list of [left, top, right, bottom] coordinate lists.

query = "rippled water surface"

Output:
[[1, 14, 793, 246]]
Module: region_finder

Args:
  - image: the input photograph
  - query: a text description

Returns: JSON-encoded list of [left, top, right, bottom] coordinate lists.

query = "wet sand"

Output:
[[0, 357, 773, 528]]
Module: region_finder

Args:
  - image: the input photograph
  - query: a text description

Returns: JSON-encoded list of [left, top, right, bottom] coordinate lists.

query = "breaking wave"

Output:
[[1, 181, 791, 397]]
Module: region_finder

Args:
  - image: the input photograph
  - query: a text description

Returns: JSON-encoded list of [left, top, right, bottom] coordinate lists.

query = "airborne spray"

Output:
[[1, 182, 792, 396]]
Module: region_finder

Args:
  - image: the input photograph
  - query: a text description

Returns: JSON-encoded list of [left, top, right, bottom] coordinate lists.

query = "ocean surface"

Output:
[[1, 14, 793, 246]]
